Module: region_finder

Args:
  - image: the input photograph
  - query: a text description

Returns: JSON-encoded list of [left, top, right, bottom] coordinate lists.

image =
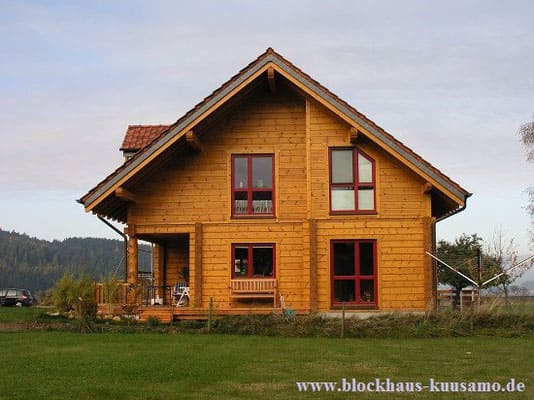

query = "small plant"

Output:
[[146, 316, 161, 327], [50, 273, 97, 332], [101, 272, 123, 315]]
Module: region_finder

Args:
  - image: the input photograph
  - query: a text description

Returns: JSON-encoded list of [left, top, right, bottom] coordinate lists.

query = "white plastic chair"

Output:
[[171, 282, 190, 307]]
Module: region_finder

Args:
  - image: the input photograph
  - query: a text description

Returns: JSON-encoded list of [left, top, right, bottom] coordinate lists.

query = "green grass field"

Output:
[[0, 306, 49, 323], [1, 331, 532, 400]]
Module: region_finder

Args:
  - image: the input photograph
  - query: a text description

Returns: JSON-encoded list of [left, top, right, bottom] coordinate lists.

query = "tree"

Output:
[[519, 116, 534, 242], [437, 234, 482, 308], [483, 228, 519, 305]]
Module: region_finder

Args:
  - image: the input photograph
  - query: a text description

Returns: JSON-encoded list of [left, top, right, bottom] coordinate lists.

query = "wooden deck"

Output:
[[138, 305, 290, 323]]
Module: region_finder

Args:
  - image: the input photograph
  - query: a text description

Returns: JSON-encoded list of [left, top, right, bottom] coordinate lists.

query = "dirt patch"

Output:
[[0, 322, 74, 332]]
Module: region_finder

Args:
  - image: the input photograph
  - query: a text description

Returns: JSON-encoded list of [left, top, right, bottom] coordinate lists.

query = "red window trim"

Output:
[[231, 154, 275, 217], [330, 239, 377, 306], [329, 147, 376, 214], [231, 243, 276, 279]]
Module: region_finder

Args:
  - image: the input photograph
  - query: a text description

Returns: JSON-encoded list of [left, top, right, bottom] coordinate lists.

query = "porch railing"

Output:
[[95, 282, 179, 306], [95, 282, 129, 305]]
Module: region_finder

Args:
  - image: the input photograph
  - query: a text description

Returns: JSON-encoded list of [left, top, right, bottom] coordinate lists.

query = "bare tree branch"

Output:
[[519, 119, 534, 162]]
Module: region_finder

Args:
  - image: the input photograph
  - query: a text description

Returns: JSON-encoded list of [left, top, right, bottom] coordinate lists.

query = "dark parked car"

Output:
[[0, 288, 35, 306]]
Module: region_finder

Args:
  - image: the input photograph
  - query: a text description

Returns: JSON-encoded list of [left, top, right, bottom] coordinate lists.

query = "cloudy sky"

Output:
[[1, 1, 533, 264]]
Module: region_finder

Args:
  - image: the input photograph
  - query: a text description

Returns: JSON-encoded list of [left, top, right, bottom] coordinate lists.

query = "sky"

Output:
[[1, 1, 533, 279]]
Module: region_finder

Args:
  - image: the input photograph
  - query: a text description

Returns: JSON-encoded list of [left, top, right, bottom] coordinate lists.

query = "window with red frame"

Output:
[[331, 240, 377, 306], [329, 148, 375, 213], [232, 154, 274, 216], [232, 244, 275, 279]]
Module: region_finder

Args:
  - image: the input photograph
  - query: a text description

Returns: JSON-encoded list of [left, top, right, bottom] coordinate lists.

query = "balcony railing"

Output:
[[234, 200, 273, 214]]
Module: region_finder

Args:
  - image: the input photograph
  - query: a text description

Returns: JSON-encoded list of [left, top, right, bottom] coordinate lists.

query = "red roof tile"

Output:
[[120, 125, 170, 152]]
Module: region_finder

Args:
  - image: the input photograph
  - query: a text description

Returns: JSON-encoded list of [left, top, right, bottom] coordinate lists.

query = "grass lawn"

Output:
[[0, 306, 48, 323], [0, 332, 532, 399]]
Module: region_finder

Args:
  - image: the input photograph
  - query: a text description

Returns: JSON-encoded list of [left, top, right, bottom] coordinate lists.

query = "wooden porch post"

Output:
[[423, 217, 436, 310], [153, 243, 164, 303], [309, 218, 318, 312], [127, 233, 138, 303]]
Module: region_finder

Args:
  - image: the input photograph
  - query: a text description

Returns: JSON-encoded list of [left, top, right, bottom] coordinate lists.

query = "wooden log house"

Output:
[[79, 49, 470, 322]]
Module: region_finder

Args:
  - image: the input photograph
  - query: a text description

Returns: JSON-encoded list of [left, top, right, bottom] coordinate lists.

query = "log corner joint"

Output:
[[349, 127, 360, 144], [186, 130, 202, 152], [115, 187, 137, 203], [267, 67, 276, 93]]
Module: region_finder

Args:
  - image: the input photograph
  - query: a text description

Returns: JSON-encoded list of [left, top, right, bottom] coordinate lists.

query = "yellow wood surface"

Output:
[[124, 85, 438, 313]]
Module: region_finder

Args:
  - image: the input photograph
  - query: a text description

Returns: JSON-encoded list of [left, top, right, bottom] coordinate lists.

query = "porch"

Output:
[[95, 278, 283, 323]]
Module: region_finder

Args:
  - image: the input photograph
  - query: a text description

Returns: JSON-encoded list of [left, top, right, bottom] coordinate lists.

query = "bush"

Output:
[[50, 273, 97, 332], [204, 307, 534, 338]]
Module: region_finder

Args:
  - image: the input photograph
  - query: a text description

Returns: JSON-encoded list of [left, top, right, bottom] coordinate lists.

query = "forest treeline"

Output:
[[0, 228, 151, 294]]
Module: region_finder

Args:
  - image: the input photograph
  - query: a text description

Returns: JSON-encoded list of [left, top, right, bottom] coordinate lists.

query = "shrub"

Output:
[[205, 307, 534, 338], [50, 273, 97, 332], [146, 316, 161, 327]]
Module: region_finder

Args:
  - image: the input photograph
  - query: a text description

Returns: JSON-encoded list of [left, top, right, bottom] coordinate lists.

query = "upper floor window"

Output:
[[329, 148, 375, 213], [232, 154, 274, 216]]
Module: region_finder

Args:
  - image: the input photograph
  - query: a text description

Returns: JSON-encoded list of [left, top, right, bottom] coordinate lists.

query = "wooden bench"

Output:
[[229, 278, 277, 307]]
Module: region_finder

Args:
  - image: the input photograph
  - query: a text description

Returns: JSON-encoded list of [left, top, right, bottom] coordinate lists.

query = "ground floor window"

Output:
[[232, 244, 275, 278], [331, 240, 377, 306]]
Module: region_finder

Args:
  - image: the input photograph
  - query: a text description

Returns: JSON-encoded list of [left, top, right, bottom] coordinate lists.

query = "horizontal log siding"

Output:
[[130, 88, 434, 313], [164, 237, 189, 287], [200, 222, 308, 311], [129, 88, 306, 224], [315, 218, 429, 311], [308, 99, 429, 219]]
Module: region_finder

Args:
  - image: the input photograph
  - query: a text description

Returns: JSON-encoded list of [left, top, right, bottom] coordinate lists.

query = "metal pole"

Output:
[[97, 215, 127, 281], [481, 254, 534, 287], [477, 248, 482, 308], [426, 252, 479, 286]]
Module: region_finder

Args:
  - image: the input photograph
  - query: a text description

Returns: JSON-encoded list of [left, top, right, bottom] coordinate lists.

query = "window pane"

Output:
[[252, 191, 273, 214], [358, 153, 373, 183], [360, 280, 374, 302], [331, 150, 353, 183], [333, 280, 355, 302], [234, 192, 248, 214], [252, 246, 273, 276], [234, 247, 249, 276], [359, 242, 374, 275], [333, 242, 355, 275], [358, 188, 374, 210], [234, 157, 248, 189], [331, 188, 355, 211], [252, 157, 272, 188]]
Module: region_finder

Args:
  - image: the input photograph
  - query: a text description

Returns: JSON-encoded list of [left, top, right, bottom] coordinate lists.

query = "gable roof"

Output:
[[79, 48, 470, 220], [120, 125, 170, 152]]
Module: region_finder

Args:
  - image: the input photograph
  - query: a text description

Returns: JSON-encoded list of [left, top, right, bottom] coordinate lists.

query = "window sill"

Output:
[[330, 304, 377, 310], [330, 211, 377, 216], [231, 215, 277, 219]]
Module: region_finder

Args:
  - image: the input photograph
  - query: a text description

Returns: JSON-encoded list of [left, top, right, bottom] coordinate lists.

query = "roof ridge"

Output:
[[127, 124, 170, 128]]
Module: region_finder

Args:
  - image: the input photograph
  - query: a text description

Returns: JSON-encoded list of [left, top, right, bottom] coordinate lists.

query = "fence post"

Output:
[[341, 302, 345, 338], [207, 297, 214, 333]]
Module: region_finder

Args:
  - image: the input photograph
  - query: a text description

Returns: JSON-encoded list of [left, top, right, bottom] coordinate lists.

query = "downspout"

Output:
[[432, 193, 472, 307], [97, 215, 128, 282]]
